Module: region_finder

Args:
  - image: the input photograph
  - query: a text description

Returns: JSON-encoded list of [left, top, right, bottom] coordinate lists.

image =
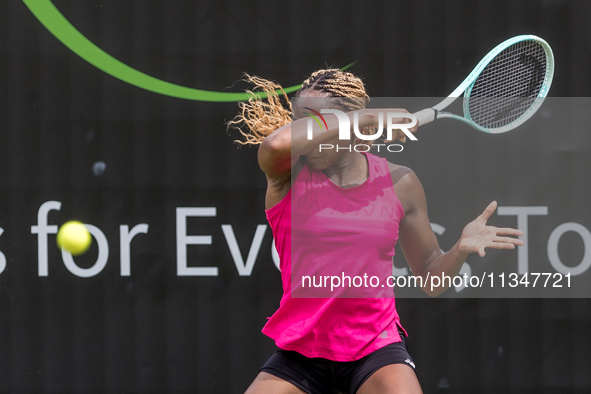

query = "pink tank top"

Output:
[[263, 152, 406, 361]]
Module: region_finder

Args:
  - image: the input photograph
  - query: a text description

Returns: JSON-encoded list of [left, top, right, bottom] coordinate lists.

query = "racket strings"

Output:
[[468, 40, 547, 129]]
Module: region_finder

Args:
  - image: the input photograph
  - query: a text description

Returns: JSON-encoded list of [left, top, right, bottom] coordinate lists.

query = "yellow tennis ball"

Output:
[[57, 221, 91, 256]]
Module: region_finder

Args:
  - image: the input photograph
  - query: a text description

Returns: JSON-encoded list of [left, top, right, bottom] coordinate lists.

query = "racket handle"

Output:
[[413, 108, 437, 126]]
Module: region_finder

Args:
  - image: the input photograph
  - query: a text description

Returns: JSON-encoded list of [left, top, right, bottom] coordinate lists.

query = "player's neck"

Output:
[[322, 152, 368, 188]]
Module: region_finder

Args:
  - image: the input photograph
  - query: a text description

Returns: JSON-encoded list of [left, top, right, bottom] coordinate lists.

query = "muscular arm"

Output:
[[393, 166, 523, 297], [258, 111, 371, 209], [258, 108, 413, 209], [257, 108, 378, 176], [394, 169, 452, 296]]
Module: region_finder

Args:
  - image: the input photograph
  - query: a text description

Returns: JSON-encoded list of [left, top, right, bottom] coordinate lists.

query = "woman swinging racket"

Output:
[[230, 69, 523, 394]]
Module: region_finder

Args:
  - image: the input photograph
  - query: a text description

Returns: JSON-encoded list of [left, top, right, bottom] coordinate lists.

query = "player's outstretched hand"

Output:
[[458, 201, 524, 257]]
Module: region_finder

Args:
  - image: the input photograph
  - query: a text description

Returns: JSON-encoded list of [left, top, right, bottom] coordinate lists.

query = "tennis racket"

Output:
[[413, 35, 554, 133]]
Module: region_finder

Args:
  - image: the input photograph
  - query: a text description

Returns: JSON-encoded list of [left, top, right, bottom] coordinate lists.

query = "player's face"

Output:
[[293, 91, 349, 171]]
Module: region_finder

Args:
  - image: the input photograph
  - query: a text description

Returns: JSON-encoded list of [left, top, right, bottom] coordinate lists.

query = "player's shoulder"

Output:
[[386, 160, 412, 173], [386, 161, 420, 187], [385, 161, 425, 214]]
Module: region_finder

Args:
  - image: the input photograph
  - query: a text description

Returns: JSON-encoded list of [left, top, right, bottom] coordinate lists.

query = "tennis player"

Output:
[[231, 69, 524, 394]]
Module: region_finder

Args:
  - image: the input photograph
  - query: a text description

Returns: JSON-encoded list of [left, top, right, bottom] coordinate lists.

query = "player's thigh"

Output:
[[244, 371, 306, 394], [356, 364, 422, 394]]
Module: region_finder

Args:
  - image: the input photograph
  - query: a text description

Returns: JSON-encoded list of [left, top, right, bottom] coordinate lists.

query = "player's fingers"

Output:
[[384, 129, 406, 143], [487, 242, 517, 250], [493, 236, 523, 246], [496, 227, 524, 237], [395, 108, 410, 114], [478, 201, 497, 222], [404, 114, 419, 134], [409, 119, 419, 134]]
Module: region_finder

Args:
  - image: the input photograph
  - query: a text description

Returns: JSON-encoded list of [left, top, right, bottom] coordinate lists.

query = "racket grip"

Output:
[[413, 108, 437, 126]]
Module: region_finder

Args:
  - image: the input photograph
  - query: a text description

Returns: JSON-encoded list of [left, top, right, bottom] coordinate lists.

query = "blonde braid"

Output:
[[231, 69, 374, 146], [228, 74, 293, 146]]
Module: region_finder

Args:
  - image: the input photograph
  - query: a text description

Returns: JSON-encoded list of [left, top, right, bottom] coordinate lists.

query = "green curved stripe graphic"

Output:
[[22, 0, 303, 102]]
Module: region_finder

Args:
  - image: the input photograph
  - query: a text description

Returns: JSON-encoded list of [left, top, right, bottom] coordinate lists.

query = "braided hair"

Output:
[[230, 69, 372, 145], [296, 68, 369, 111]]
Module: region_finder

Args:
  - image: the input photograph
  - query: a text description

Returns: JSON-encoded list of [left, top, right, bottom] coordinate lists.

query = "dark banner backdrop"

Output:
[[1, 0, 591, 393]]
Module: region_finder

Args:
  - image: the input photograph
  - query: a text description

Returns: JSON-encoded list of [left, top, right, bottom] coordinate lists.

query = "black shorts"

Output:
[[260, 329, 417, 394]]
